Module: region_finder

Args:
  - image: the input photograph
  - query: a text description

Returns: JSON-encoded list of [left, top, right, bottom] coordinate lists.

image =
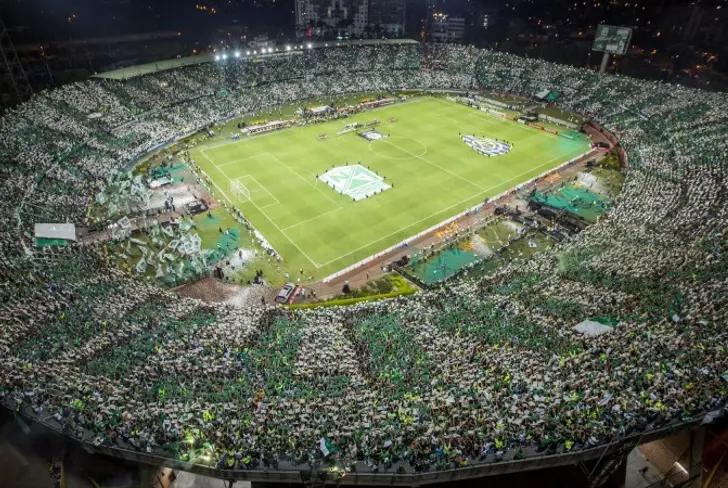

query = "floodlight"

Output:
[[234, 51, 241, 58], [214, 54, 221, 61], [307, 43, 313, 49], [221, 53, 228, 60], [286, 45, 291, 51]]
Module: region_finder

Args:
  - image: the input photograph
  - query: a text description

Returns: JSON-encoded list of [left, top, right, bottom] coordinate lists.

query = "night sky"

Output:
[[1, 0, 294, 43], [3, 0, 728, 86], [4, 0, 727, 45]]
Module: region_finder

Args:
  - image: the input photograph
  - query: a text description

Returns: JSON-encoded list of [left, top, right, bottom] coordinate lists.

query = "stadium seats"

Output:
[[0, 41, 726, 476]]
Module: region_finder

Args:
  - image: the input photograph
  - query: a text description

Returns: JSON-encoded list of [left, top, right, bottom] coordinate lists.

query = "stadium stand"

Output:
[[0, 41, 726, 480]]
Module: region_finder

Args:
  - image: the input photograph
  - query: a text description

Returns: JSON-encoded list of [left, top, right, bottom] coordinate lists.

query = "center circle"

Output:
[[368, 136, 428, 160]]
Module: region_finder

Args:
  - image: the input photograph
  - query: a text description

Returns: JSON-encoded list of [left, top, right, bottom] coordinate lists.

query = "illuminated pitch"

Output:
[[193, 96, 591, 279]]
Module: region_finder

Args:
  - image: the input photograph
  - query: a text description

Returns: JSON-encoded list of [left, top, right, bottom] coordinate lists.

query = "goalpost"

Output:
[[230, 179, 251, 202]]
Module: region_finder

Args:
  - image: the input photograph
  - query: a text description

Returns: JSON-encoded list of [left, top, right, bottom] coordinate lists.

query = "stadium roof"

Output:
[[92, 39, 419, 81], [92, 54, 213, 80]]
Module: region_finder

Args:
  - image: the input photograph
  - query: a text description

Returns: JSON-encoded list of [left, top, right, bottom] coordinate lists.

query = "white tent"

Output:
[[310, 105, 333, 115], [574, 320, 613, 337], [34, 223, 77, 241], [535, 89, 551, 100]]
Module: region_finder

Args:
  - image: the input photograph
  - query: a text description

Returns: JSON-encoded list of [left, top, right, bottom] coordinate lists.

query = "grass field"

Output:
[[192, 96, 591, 281]]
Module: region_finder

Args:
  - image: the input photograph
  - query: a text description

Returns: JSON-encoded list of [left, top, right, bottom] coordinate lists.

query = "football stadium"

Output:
[[0, 38, 726, 487]]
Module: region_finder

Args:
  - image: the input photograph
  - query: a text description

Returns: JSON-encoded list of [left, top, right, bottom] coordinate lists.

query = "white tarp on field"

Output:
[[319, 164, 391, 201]]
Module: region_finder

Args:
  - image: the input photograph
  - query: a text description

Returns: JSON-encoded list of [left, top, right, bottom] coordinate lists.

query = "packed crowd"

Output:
[[0, 41, 726, 477]]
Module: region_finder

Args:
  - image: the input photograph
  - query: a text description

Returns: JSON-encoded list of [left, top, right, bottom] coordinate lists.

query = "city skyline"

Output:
[[294, 0, 407, 38], [1, 0, 726, 105]]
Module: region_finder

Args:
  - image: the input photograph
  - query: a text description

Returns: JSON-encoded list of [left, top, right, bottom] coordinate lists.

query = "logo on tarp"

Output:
[[462, 135, 511, 157]]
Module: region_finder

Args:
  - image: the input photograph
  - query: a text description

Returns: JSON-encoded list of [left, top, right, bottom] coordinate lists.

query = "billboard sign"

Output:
[[592, 25, 633, 55]]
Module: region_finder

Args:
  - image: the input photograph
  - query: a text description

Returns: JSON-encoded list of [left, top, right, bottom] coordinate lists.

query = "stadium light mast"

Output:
[[591, 24, 632, 76], [598, 52, 610, 75], [0, 16, 33, 107]]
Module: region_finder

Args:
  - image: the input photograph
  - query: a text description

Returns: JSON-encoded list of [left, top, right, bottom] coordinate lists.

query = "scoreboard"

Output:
[[592, 25, 633, 55]]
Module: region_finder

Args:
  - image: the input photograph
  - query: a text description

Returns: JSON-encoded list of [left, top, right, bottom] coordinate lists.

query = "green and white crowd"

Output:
[[0, 42, 726, 476]]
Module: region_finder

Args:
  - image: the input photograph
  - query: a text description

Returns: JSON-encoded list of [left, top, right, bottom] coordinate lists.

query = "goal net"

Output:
[[230, 179, 251, 201]]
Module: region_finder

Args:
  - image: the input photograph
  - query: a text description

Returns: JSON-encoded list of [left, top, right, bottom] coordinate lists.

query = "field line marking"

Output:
[[200, 96, 429, 152], [197, 149, 321, 269], [236, 174, 280, 206], [265, 153, 343, 208], [432, 96, 584, 141], [198, 149, 239, 206], [316, 146, 590, 268], [281, 207, 344, 232], [216, 156, 262, 169], [381, 138, 486, 192]]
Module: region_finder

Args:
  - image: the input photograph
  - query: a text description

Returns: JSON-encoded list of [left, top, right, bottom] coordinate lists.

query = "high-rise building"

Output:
[[295, 0, 406, 39], [430, 14, 465, 43], [368, 0, 406, 37], [295, 0, 368, 38]]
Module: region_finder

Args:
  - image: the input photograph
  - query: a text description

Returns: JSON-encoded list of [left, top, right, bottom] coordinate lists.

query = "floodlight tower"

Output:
[[0, 16, 33, 107]]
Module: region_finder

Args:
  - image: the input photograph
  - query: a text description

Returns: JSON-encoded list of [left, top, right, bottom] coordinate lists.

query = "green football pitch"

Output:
[[192, 96, 591, 280]]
